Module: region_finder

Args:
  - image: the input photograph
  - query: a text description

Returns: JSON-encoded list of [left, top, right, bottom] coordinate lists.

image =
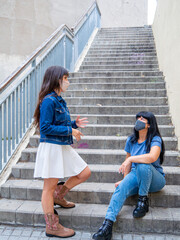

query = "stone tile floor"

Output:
[[0, 225, 179, 240]]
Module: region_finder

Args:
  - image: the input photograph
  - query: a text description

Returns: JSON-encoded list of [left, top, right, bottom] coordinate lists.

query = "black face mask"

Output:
[[134, 119, 146, 131]]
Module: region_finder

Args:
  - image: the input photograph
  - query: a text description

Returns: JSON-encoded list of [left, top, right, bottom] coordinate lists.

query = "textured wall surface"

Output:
[[0, 0, 148, 55], [98, 0, 148, 28], [0, 0, 147, 82], [153, 0, 180, 149]]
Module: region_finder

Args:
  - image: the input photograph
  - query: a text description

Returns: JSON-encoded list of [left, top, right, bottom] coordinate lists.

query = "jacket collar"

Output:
[[52, 91, 64, 102]]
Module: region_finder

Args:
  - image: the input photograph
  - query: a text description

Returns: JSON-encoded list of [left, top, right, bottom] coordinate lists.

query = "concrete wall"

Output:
[[98, 0, 148, 28], [153, 0, 180, 149], [0, 0, 147, 83], [0, 0, 148, 56], [0, 0, 94, 56]]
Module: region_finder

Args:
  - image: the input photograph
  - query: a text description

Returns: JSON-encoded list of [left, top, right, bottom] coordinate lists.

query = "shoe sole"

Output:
[[46, 232, 76, 238], [92, 233, 112, 240], [54, 203, 76, 209]]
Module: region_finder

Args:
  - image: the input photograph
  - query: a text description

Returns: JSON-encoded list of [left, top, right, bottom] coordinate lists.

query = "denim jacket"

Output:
[[39, 91, 78, 145]]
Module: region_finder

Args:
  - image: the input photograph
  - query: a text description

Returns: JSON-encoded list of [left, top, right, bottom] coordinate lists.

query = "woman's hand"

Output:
[[115, 180, 122, 188], [72, 128, 84, 141], [76, 115, 89, 128], [119, 158, 132, 175]]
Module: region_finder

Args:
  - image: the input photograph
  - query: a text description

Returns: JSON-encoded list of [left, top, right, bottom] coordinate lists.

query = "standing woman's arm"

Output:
[[40, 98, 72, 136]]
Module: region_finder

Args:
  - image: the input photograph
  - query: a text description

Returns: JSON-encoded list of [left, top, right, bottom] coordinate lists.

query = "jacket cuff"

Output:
[[72, 120, 78, 129], [68, 126, 72, 135]]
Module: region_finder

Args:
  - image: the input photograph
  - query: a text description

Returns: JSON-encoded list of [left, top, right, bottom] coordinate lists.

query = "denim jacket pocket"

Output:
[[55, 108, 66, 123]]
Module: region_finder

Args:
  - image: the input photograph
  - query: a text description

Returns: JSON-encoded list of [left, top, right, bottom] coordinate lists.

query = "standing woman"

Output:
[[93, 111, 166, 240], [33, 66, 91, 238]]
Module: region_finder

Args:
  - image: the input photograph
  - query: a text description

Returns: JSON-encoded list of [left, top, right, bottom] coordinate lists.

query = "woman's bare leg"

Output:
[[42, 178, 59, 214], [64, 166, 91, 190]]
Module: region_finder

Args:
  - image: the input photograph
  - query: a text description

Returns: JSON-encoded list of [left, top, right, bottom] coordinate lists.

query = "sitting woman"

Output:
[[93, 111, 166, 240]]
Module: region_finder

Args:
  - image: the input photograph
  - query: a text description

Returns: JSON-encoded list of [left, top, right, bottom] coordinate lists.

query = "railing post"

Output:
[[32, 59, 36, 68], [72, 43, 75, 72], [71, 28, 75, 71], [31, 59, 36, 122], [63, 29, 66, 68], [0, 105, 2, 171], [3, 100, 7, 163]]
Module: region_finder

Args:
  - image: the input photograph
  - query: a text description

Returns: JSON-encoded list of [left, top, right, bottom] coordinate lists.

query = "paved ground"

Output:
[[0, 225, 179, 240]]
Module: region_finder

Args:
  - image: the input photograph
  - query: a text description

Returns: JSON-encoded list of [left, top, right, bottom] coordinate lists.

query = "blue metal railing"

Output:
[[0, 0, 101, 173]]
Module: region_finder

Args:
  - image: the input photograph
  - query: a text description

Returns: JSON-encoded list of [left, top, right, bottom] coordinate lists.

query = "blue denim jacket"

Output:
[[39, 91, 78, 145]]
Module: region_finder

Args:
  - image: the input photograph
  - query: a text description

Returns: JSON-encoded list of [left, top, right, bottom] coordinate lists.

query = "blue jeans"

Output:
[[105, 163, 166, 222]]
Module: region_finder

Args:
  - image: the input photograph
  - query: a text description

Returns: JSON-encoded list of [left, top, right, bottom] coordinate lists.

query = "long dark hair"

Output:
[[33, 66, 69, 128], [130, 111, 165, 164]]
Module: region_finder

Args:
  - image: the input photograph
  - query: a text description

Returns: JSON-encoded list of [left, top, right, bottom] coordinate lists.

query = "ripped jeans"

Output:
[[105, 163, 166, 222]]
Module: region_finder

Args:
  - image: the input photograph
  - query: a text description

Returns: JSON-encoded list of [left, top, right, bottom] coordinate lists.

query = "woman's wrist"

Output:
[[127, 157, 132, 163]]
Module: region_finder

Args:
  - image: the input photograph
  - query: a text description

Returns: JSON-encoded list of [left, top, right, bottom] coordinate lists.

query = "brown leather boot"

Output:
[[44, 211, 75, 238], [54, 182, 75, 208]]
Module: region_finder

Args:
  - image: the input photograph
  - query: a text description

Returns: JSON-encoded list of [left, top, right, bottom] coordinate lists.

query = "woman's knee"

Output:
[[77, 166, 91, 180], [136, 163, 151, 173], [43, 178, 58, 193]]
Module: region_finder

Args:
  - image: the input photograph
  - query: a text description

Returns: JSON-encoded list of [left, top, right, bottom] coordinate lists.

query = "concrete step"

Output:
[[28, 135, 177, 151], [70, 71, 163, 77], [89, 47, 156, 52], [99, 26, 152, 30], [64, 89, 166, 97], [96, 33, 154, 37], [95, 37, 155, 41], [92, 43, 155, 47], [94, 36, 154, 40], [86, 52, 157, 57], [87, 49, 156, 54], [68, 82, 165, 90], [20, 148, 180, 166], [83, 56, 158, 62], [68, 105, 169, 115], [98, 26, 152, 31], [89, 46, 156, 50], [68, 77, 164, 84], [99, 29, 152, 32], [92, 40, 155, 44], [100, 28, 152, 31], [70, 114, 172, 125], [11, 162, 180, 185], [82, 60, 158, 65], [65, 97, 168, 106], [0, 199, 179, 235], [93, 39, 155, 43], [80, 65, 159, 71], [60, 124, 174, 137], [1, 180, 180, 208]]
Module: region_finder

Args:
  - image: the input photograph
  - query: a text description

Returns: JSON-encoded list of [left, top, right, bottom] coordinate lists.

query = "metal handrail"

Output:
[[72, 0, 101, 32], [0, 0, 101, 93], [0, 0, 101, 173]]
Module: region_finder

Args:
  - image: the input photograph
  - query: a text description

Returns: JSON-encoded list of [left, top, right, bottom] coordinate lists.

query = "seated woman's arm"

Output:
[[123, 152, 132, 176], [119, 146, 161, 175], [115, 153, 132, 187], [128, 146, 161, 164]]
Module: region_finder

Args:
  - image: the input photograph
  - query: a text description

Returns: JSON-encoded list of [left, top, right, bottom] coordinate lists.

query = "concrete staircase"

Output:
[[0, 26, 180, 235]]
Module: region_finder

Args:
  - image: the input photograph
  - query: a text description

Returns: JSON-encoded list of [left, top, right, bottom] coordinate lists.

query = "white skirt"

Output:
[[34, 142, 87, 179]]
